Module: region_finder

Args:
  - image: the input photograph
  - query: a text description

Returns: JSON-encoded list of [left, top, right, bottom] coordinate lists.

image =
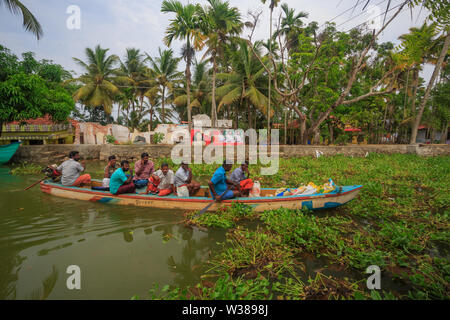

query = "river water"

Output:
[[0, 165, 225, 300]]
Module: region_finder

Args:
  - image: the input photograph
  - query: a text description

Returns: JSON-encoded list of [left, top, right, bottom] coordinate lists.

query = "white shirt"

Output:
[[154, 169, 175, 190]]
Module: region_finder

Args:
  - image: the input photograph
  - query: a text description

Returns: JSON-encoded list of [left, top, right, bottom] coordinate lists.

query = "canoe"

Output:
[[40, 179, 363, 212], [0, 141, 21, 164]]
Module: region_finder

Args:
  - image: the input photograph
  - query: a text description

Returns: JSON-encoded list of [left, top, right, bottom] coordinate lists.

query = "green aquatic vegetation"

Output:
[[145, 154, 450, 300], [207, 227, 299, 279], [10, 162, 43, 175], [141, 274, 272, 300], [188, 203, 257, 229]]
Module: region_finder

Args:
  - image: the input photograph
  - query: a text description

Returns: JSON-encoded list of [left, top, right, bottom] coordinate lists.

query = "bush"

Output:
[[153, 132, 164, 144], [106, 135, 116, 144], [334, 133, 350, 145]]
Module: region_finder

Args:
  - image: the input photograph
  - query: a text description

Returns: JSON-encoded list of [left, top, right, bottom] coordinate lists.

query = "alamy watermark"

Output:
[[366, 265, 381, 290], [66, 265, 81, 290], [66, 5, 81, 30], [171, 127, 280, 175]]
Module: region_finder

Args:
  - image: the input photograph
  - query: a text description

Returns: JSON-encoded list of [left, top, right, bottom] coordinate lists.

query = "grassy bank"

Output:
[[138, 154, 449, 300]]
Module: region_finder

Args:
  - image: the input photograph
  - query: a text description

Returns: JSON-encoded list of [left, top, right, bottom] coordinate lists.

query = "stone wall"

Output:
[[11, 144, 102, 164], [9, 143, 450, 164]]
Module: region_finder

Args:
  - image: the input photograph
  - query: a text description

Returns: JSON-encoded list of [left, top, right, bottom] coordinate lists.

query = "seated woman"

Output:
[[109, 160, 136, 195]]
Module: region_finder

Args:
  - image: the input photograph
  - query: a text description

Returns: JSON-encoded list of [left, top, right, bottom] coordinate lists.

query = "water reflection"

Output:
[[0, 165, 226, 299]]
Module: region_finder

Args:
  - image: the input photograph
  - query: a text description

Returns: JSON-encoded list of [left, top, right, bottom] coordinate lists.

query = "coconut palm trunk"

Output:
[[161, 86, 166, 123], [267, 7, 273, 138], [211, 53, 218, 127], [410, 32, 450, 144], [186, 62, 192, 133]]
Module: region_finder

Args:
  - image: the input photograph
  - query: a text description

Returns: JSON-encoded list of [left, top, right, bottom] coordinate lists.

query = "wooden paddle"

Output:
[[194, 187, 229, 218], [24, 178, 46, 191]]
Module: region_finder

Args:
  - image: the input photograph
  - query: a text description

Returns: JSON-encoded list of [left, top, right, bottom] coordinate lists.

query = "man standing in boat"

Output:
[[229, 160, 253, 196], [208, 160, 241, 202], [57, 151, 91, 187], [133, 152, 154, 188], [174, 161, 200, 197], [110, 160, 136, 195]]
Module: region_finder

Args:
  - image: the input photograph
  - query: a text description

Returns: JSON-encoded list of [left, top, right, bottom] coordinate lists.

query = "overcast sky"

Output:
[[0, 0, 434, 119]]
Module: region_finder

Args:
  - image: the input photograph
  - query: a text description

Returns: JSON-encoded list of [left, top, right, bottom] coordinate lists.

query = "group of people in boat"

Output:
[[55, 151, 254, 201]]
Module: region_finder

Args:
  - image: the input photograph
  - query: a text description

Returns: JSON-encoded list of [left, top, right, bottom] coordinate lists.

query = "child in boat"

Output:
[[109, 160, 136, 195]]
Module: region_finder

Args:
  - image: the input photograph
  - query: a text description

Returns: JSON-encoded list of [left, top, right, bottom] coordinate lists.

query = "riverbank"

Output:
[[9, 144, 450, 164]]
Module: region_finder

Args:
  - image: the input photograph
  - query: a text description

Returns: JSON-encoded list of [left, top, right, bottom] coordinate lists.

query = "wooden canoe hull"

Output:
[[40, 180, 362, 212]]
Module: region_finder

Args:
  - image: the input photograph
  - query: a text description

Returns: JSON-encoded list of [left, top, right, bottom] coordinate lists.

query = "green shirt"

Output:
[[109, 168, 128, 194]]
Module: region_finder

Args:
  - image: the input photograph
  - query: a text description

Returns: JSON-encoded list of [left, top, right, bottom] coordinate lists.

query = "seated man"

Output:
[[102, 155, 117, 187], [153, 163, 175, 196], [208, 160, 241, 202], [133, 152, 154, 188], [229, 160, 253, 196], [174, 161, 200, 197], [57, 151, 91, 187], [109, 160, 136, 195]]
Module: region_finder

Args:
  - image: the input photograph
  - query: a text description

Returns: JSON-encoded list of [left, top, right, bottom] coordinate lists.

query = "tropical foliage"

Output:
[[1, 0, 448, 144]]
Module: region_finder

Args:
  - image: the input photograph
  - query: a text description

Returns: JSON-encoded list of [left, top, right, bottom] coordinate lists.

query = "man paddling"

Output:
[[57, 151, 91, 187], [208, 160, 241, 202]]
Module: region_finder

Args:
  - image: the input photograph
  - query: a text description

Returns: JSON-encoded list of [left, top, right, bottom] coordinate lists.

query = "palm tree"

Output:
[[273, 3, 308, 53], [117, 48, 148, 121], [399, 23, 440, 122], [173, 60, 211, 117], [410, 31, 450, 144], [71, 45, 120, 114], [0, 0, 43, 39], [161, 0, 205, 134], [261, 0, 281, 136], [145, 48, 182, 123], [200, 0, 243, 127], [216, 41, 271, 129]]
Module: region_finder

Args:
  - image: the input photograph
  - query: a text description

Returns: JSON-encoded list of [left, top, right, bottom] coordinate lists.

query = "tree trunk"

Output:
[[211, 53, 218, 128], [300, 116, 306, 144], [149, 107, 153, 131], [186, 55, 192, 137], [410, 32, 450, 144], [117, 104, 121, 124], [410, 68, 419, 118], [247, 101, 252, 129], [267, 8, 273, 139], [439, 124, 448, 144], [162, 86, 166, 124], [329, 123, 334, 144]]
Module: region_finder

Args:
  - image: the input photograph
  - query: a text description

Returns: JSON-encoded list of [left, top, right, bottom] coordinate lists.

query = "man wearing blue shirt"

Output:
[[208, 160, 241, 201], [110, 160, 136, 195]]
